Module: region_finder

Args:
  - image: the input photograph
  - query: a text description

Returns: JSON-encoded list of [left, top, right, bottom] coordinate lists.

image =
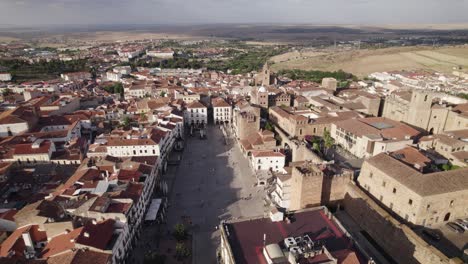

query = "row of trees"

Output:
[[120, 47, 286, 75], [206, 48, 287, 74], [102, 82, 124, 95], [277, 69, 357, 83], [0, 59, 88, 82], [305, 131, 335, 159]]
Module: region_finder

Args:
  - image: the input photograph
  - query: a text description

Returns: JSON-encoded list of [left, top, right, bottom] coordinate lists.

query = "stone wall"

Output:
[[343, 183, 461, 264]]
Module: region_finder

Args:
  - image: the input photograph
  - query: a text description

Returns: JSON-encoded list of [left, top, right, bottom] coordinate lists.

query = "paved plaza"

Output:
[[134, 125, 266, 263], [169, 125, 266, 263]]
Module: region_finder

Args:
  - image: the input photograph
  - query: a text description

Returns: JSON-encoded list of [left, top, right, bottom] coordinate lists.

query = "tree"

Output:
[[144, 252, 166, 264], [140, 112, 148, 122], [264, 122, 274, 131], [323, 130, 335, 157], [175, 243, 190, 260], [441, 163, 460, 171], [173, 223, 187, 241], [160, 91, 167, 97], [2, 88, 13, 97], [122, 116, 131, 128]]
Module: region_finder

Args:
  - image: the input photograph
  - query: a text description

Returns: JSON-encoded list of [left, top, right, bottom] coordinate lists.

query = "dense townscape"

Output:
[[0, 36, 467, 264]]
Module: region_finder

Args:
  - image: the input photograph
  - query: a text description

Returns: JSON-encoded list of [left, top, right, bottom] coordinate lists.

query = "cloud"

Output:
[[0, 0, 467, 26]]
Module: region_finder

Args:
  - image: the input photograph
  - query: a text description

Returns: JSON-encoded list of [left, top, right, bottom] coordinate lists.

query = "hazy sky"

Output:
[[1, 0, 468, 26]]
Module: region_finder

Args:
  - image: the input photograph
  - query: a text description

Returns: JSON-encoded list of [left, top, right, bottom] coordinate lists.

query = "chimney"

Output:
[[22, 232, 34, 250]]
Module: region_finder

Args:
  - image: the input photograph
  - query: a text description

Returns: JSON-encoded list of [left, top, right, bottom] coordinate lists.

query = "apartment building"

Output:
[[358, 152, 468, 227], [250, 150, 285, 172], [219, 207, 369, 264], [212, 97, 232, 124], [124, 81, 151, 99], [331, 117, 421, 158], [383, 90, 468, 133], [107, 71, 122, 82], [184, 100, 207, 125], [0, 73, 12, 82], [0, 107, 38, 137], [251, 87, 291, 108], [61, 72, 92, 82], [175, 91, 201, 104], [269, 106, 363, 139], [239, 129, 276, 155], [146, 49, 174, 58], [419, 131, 468, 167]]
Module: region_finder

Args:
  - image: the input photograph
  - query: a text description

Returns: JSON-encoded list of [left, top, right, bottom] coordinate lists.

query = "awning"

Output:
[[145, 198, 162, 221]]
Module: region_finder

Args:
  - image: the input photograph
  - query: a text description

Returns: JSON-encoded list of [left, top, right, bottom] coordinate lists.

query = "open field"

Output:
[[0, 36, 21, 42], [3, 24, 468, 45], [64, 31, 206, 42], [270, 45, 468, 77]]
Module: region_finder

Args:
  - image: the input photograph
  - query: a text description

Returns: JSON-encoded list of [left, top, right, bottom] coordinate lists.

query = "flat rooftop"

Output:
[[223, 207, 368, 264]]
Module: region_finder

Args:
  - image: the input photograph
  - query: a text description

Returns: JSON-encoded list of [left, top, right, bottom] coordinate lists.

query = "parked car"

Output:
[[422, 229, 441, 241], [454, 219, 468, 231], [446, 222, 464, 233]]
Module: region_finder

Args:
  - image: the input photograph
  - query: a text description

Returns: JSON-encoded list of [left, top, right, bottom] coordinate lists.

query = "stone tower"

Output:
[[407, 90, 433, 131], [257, 62, 276, 86]]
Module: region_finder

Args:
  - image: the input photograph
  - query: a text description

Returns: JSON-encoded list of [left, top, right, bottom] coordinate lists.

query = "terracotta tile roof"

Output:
[[451, 151, 468, 164], [251, 151, 285, 158], [0, 209, 16, 221], [224, 208, 367, 264], [390, 147, 431, 169], [335, 117, 420, 140], [186, 100, 206, 109], [41, 227, 83, 258], [117, 169, 142, 182], [14, 140, 52, 155], [366, 153, 468, 196], [0, 225, 47, 257], [75, 219, 115, 250], [46, 248, 111, 264], [212, 98, 230, 107]]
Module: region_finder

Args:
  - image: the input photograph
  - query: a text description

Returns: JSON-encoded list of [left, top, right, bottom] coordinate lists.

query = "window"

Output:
[[392, 188, 396, 194], [382, 181, 386, 187], [389, 203, 393, 209], [369, 172, 373, 178], [408, 199, 413, 205], [426, 204, 431, 210], [405, 214, 409, 221], [444, 213, 451, 221], [450, 200, 454, 207], [379, 195, 383, 201]]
